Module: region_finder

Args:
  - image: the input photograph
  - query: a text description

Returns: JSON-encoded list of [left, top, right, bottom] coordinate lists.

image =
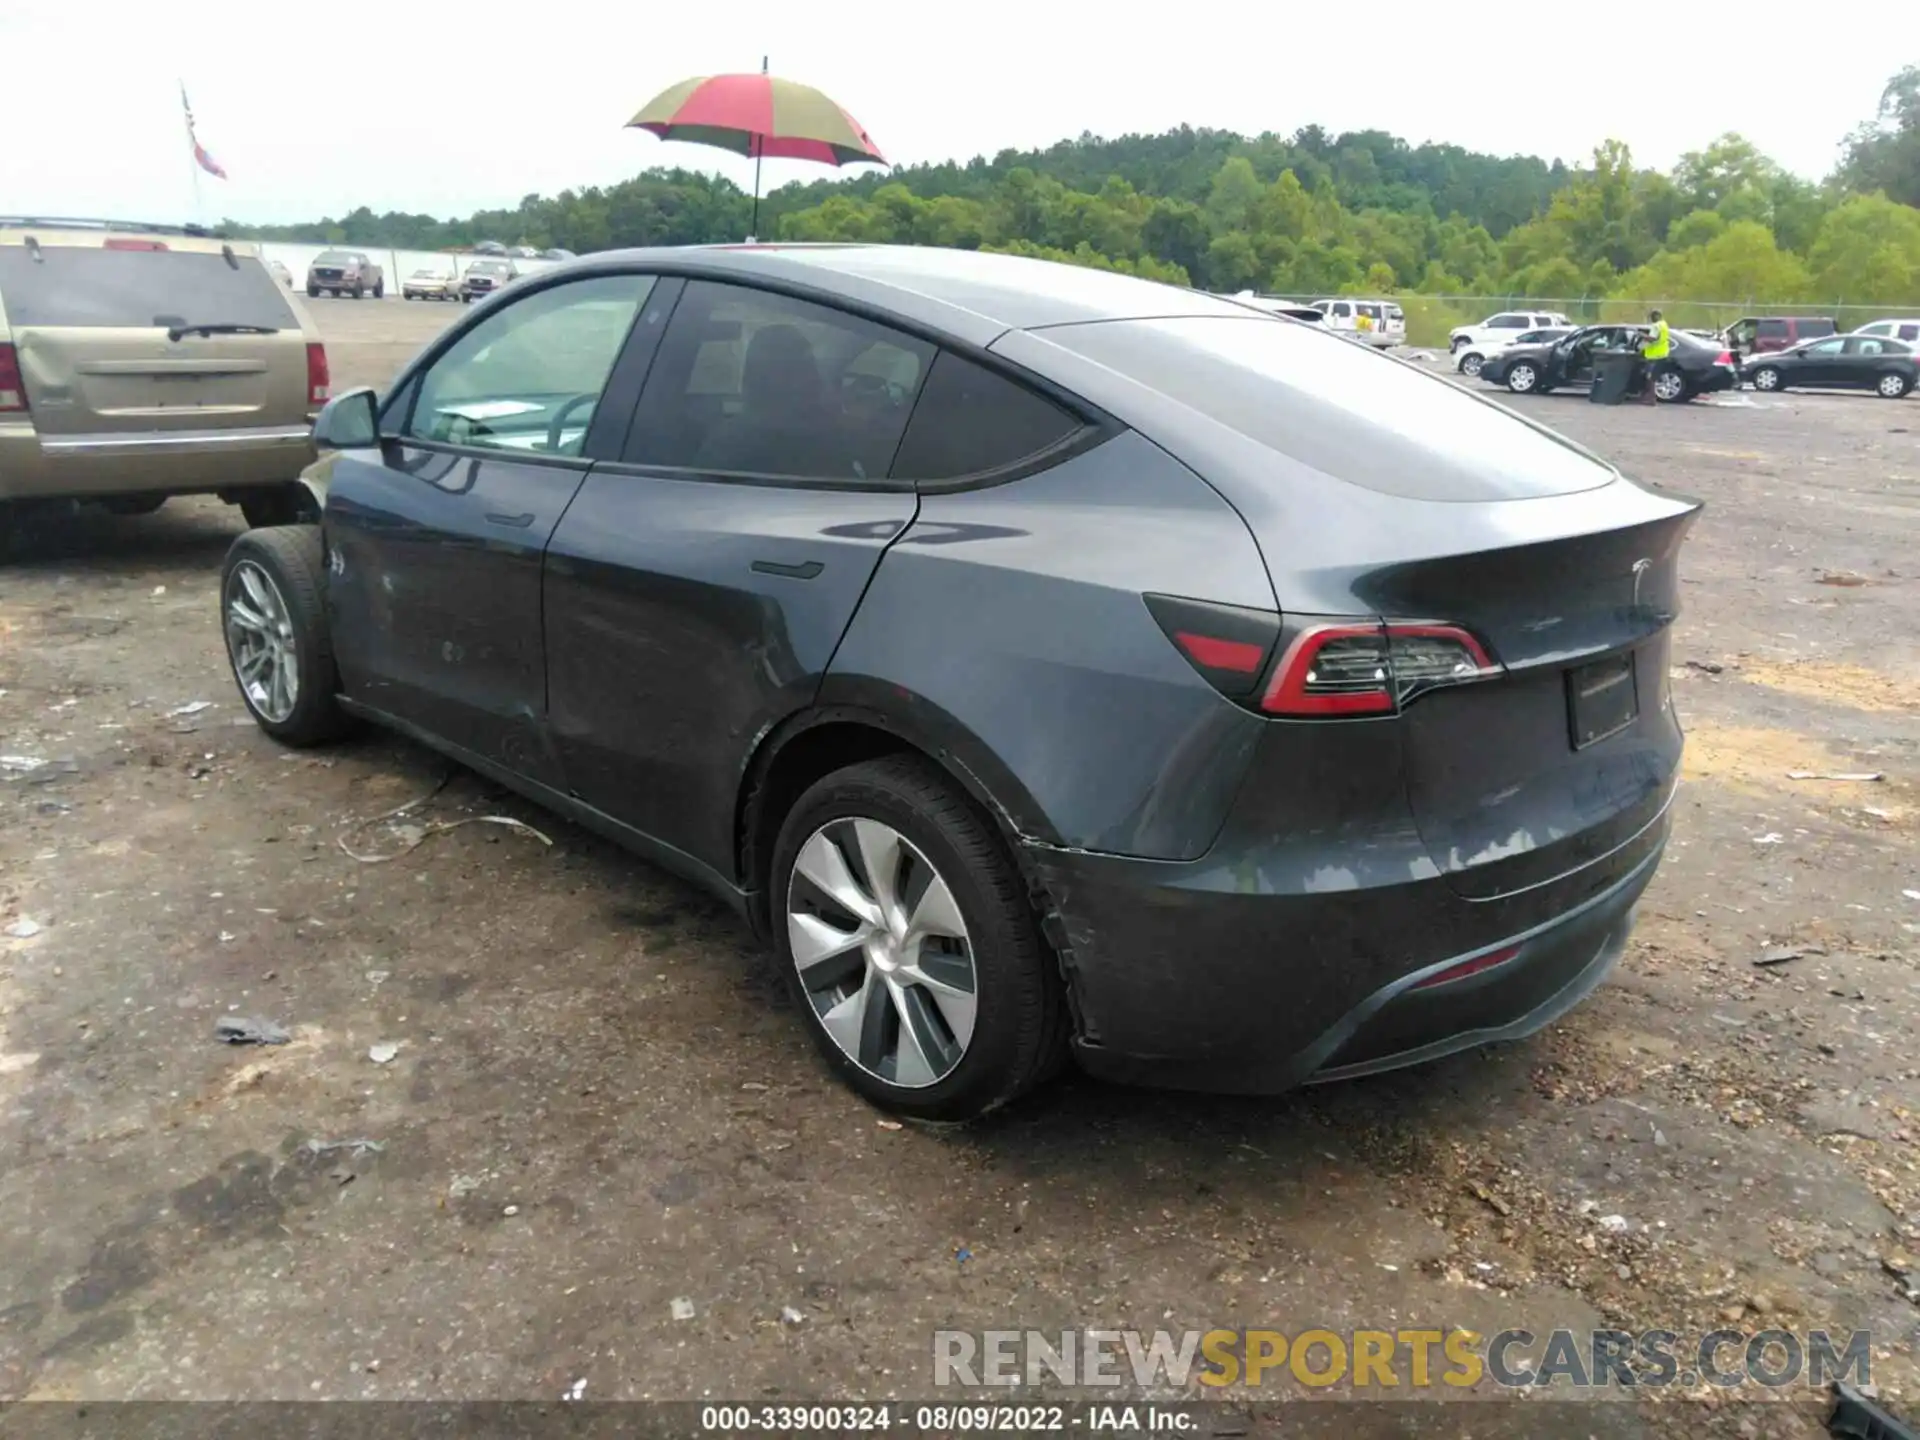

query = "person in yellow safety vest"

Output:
[[1639, 308, 1671, 404]]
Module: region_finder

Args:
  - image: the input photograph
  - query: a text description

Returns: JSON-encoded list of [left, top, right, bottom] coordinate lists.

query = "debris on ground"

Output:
[[215, 1016, 290, 1046], [876, 1119, 903, 1131], [447, 1175, 481, 1200], [956, 1246, 973, 1266], [502, 1204, 520, 1217], [1787, 770, 1885, 782], [336, 773, 554, 862], [0, 756, 48, 774], [1467, 1181, 1513, 1217], [1683, 659, 1725, 675], [300, 1138, 386, 1159], [166, 700, 214, 717], [1755, 944, 1828, 967], [780, 1305, 806, 1325], [1815, 570, 1871, 587], [563, 1379, 585, 1402], [367, 1042, 400, 1065], [670, 1297, 696, 1321], [4, 917, 43, 939], [1754, 832, 1785, 845]]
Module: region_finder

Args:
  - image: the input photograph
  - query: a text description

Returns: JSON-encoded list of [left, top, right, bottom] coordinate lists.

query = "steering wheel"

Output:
[[545, 393, 598, 454]]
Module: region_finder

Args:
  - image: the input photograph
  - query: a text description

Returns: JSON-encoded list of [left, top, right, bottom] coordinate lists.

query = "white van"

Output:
[[1311, 298, 1405, 348], [1853, 317, 1920, 345]]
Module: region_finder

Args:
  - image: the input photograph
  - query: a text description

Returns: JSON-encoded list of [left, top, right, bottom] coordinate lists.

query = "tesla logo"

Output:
[[1630, 558, 1653, 606]]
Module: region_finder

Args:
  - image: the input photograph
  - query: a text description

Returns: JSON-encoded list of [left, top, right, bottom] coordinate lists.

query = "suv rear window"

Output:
[[1756, 318, 1788, 338], [1046, 316, 1615, 502], [1798, 319, 1837, 338], [0, 245, 297, 330]]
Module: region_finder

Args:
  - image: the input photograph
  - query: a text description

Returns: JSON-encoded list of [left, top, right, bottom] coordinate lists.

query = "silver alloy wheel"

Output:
[[1879, 373, 1906, 397], [1508, 362, 1537, 393], [1753, 368, 1781, 391], [224, 559, 300, 724], [1461, 353, 1484, 376], [785, 817, 978, 1089], [1653, 370, 1687, 402]]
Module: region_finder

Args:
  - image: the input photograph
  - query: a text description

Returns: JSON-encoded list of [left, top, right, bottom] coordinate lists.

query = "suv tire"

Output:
[[770, 755, 1069, 1121], [220, 526, 349, 746], [373, 281, 384, 300]]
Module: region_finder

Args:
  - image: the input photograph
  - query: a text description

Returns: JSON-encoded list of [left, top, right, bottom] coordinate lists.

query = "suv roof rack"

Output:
[[0, 216, 227, 238]]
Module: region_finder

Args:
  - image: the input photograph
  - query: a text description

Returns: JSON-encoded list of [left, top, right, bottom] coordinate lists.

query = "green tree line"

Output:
[[229, 68, 1920, 315]]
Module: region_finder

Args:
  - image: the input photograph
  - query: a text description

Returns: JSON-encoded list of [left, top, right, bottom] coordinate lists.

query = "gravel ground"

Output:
[[1, 300, 1916, 1435]]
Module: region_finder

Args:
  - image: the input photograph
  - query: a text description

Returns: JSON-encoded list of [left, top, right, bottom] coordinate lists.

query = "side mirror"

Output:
[[312, 387, 379, 450]]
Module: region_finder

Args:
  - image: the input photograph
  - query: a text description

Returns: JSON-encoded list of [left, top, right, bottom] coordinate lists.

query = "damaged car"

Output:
[[219, 245, 1700, 1120]]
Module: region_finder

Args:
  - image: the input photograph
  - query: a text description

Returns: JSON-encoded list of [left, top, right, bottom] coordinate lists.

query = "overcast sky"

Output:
[[7, 5, 1896, 228]]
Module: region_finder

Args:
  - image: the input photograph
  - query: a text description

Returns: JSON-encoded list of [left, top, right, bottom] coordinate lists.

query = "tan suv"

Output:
[[0, 219, 325, 533]]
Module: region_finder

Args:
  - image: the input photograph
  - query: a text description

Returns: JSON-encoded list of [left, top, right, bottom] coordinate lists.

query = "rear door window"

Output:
[[1799, 319, 1837, 339], [890, 352, 1083, 482], [1757, 318, 1788, 340], [0, 244, 296, 329], [1899, 323, 1919, 343], [624, 280, 933, 483]]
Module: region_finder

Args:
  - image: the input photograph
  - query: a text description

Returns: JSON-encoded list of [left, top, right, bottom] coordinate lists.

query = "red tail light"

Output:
[[1261, 622, 1494, 717], [0, 343, 25, 413], [1144, 595, 1282, 702], [306, 343, 331, 406], [1411, 944, 1520, 990], [103, 238, 168, 251], [1715, 350, 1734, 366]]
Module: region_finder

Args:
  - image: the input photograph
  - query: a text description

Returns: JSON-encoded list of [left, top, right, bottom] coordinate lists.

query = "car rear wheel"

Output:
[[1505, 361, 1539, 394], [771, 755, 1068, 1121], [221, 526, 348, 746], [1652, 369, 1690, 403], [1460, 352, 1485, 377], [1750, 366, 1783, 392], [1878, 372, 1911, 399]]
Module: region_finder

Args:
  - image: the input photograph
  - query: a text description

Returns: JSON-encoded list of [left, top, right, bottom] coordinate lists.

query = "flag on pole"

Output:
[[181, 84, 228, 180]]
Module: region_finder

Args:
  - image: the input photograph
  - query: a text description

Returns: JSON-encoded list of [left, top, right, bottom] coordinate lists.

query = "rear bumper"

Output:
[[0, 422, 314, 500], [1027, 786, 1670, 1096]]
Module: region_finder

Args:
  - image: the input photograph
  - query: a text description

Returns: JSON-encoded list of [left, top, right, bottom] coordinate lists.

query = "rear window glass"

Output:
[[891, 351, 1081, 481], [1756, 319, 1788, 338], [1046, 316, 1616, 503], [0, 244, 297, 330]]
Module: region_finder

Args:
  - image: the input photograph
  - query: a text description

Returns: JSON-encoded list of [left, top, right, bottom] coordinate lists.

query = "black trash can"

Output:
[[1590, 350, 1639, 404]]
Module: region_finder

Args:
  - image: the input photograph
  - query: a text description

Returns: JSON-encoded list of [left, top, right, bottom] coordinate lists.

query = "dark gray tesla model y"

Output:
[[220, 245, 1699, 1120]]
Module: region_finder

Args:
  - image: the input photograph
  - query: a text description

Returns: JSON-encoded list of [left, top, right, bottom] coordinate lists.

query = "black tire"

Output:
[[770, 755, 1069, 1121], [373, 281, 384, 299], [238, 483, 317, 530], [307, 285, 320, 297], [220, 525, 348, 746]]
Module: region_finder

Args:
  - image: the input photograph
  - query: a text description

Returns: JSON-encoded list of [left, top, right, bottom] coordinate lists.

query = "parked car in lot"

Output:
[[1311, 297, 1404, 347], [1449, 310, 1574, 353], [218, 244, 1697, 1118], [1742, 335, 1916, 398], [1480, 324, 1736, 402], [506, 245, 540, 259], [306, 250, 384, 299], [471, 240, 508, 256], [402, 266, 461, 302], [1722, 315, 1835, 356], [0, 218, 325, 534], [1852, 317, 1920, 345], [1454, 325, 1573, 378], [461, 258, 516, 301]]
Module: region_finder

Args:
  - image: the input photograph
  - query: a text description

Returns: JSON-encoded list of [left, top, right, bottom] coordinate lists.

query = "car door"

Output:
[[1560, 328, 1614, 386], [541, 277, 934, 876], [323, 270, 657, 786], [1794, 337, 1847, 386], [1843, 336, 1897, 388]]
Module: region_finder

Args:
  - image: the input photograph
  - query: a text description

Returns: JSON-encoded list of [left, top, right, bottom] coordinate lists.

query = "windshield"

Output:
[[0, 245, 297, 330], [313, 251, 357, 265], [471, 262, 508, 275]]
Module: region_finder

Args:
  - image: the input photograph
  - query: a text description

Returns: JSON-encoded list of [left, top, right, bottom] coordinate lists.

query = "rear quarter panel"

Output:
[[826, 430, 1276, 861]]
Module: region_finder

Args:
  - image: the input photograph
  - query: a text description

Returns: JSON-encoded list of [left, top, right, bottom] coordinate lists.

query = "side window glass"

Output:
[[1900, 324, 1919, 343], [625, 280, 933, 482], [1757, 318, 1787, 339], [1491, 315, 1522, 329], [409, 274, 653, 456], [891, 352, 1082, 483], [1807, 339, 1845, 355], [1331, 303, 1351, 318]]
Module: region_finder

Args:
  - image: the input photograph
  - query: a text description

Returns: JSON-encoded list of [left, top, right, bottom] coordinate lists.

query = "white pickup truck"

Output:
[[1449, 310, 1573, 353]]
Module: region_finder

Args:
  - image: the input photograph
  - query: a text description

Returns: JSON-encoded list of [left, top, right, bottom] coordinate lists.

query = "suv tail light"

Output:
[[0, 343, 25, 413], [306, 343, 331, 406], [103, 238, 168, 251], [1714, 350, 1734, 367], [1146, 598, 1497, 715], [1261, 622, 1494, 717]]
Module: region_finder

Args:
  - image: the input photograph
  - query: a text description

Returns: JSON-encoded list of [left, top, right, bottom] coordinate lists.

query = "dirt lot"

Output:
[[2, 298, 1917, 1433]]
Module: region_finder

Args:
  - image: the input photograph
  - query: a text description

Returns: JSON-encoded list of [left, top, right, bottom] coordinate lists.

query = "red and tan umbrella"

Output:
[[628, 59, 887, 238]]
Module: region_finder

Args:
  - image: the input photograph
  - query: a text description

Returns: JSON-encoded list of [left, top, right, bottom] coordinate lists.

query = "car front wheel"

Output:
[[1506, 361, 1539, 394], [221, 526, 349, 746], [1878, 372, 1912, 399], [1750, 366, 1783, 392], [1460, 352, 1485, 377], [1652, 369, 1690, 403], [771, 755, 1068, 1121]]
